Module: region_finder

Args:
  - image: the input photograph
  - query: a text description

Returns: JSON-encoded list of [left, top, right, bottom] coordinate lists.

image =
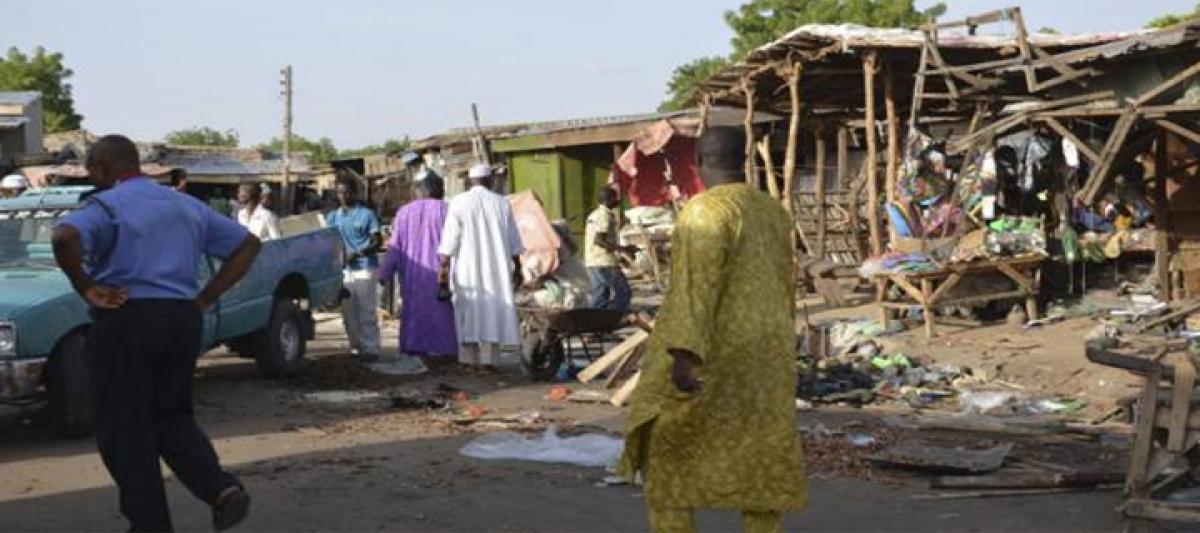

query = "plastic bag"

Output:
[[459, 425, 624, 468]]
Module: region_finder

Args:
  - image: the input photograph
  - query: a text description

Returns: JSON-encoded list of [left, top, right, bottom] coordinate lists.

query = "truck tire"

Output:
[[47, 331, 93, 438], [255, 298, 307, 378]]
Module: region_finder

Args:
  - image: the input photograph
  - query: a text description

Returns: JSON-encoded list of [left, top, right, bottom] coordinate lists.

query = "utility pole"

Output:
[[471, 103, 489, 165], [280, 65, 293, 214]]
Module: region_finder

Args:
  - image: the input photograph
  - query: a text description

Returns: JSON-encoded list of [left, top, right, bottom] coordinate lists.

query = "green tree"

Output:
[[0, 47, 82, 133], [164, 126, 239, 147], [1147, 2, 1200, 28], [660, 56, 731, 112], [262, 134, 338, 164], [337, 137, 410, 159], [660, 0, 946, 110]]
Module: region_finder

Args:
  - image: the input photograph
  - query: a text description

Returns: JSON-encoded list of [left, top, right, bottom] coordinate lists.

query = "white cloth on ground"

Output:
[[341, 268, 381, 356], [438, 185, 525, 346]]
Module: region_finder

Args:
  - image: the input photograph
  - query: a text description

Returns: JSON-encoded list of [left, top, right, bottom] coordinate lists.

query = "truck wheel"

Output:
[[47, 331, 93, 438], [255, 298, 307, 378]]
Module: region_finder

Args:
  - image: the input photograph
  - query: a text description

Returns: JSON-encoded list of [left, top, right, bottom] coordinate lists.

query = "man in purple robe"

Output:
[[377, 172, 457, 374]]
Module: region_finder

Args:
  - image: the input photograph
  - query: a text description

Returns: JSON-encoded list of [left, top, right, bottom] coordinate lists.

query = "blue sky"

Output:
[[6, 0, 1196, 149]]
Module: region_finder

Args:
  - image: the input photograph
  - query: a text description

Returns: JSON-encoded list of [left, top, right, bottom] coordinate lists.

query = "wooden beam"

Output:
[[757, 136, 780, 200], [863, 51, 882, 256], [1079, 109, 1138, 204], [885, 64, 900, 205], [909, 42, 929, 129], [1041, 117, 1100, 164], [815, 124, 827, 260], [1010, 6, 1039, 93], [1156, 119, 1200, 146], [742, 78, 757, 187], [577, 330, 649, 384], [1136, 59, 1200, 106], [837, 125, 849, 189], [923, 9, 1007, 30], [1155, 132, 1174, 301], [782, 61, 803, 215]]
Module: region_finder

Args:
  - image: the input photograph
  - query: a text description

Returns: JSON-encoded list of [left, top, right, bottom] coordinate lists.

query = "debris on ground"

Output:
[[459, 425, 623, 468], [870, 442, 1013, 474]]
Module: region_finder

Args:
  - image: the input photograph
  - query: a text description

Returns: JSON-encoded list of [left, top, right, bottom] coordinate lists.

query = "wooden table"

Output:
[[874, 255, 1043, 337]]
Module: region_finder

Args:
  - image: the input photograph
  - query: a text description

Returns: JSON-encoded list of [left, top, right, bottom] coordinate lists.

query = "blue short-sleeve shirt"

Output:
[[324, 205, 380, 270], [57, 177, 250, 300]]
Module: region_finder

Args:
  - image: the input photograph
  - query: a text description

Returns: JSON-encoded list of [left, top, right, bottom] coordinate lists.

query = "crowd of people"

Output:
[[36, 128, 807, 532]]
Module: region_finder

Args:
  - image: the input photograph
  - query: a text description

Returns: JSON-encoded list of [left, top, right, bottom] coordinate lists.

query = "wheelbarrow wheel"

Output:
[[521, 331, 565, 381]]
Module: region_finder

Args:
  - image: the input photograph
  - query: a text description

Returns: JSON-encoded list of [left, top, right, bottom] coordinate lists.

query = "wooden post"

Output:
[[836, 125, 849, 189], [280, 65, 293, 215], [757, 136, 780, 200], [783, 61, 803, 214], [885, 63, 899, 204], [1155, 132, 1173, 300], [742, 78, 757, 187], [815, 123, 827, 260], [864, 51, 882, 256]]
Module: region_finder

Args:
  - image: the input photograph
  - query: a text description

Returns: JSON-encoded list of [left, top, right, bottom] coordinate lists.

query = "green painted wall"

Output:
[[509, 151, 563, 220]]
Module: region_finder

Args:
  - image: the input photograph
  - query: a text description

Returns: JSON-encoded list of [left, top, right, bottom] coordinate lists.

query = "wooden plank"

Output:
[[576, 329, 649, 384], [756, 136, 780, 200], [1127, 365, 1162, 499], [921, 278, 936, 338], [1156, 119, 1200, 146], [908, 40, 929, 129], [1009, 7, 1039, 93], [889, 274, 926, 303], [1136, 298, 1200, 333], [927, 272, 963, 305], [1079, 109, 1138, 205], [1123, 499, 1200, 523], [863, 51, 882, 256], [995, 262, 1034, 291], [931, 472, 1125, 490], [1136, 59, 1200, 106], [1155, 132, 1174, 301], [936, 290, 1028, 307], [1168, 354, 1196, 451], [1042, 117, 1100, 164], [783, 61, 802, 216], [815, 125, 827, 259], [742, 78, 757, 186], [923, 9, 1007, 30], [885, 64, 899, 208], [836, 126, 849, 189], [609, 370, 641, 407], [604, 344, 645, 389]]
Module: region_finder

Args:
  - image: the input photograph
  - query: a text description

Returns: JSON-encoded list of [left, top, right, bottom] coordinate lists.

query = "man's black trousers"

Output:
[[88, 300, 239, 532]]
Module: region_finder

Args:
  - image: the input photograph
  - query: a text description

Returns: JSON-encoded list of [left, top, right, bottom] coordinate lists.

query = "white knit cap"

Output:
[[468, 164, 492, 179], [0, 174, 27, 189]]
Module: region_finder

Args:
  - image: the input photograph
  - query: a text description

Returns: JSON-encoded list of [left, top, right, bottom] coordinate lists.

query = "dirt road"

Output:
[[0, 315, 1126, 532]]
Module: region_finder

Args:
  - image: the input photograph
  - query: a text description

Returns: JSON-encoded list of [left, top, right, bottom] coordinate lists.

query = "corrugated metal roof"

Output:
[[145, 145, 312, 175], [0, 91, 40, 106], [415, 110, 694, 149]]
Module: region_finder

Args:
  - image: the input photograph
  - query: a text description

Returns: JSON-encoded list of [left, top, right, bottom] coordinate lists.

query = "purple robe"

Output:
[[379, 199, 458, 356]]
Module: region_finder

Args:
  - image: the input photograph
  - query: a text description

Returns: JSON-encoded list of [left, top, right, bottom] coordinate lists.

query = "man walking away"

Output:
[[325, 176, 383, 363], [52, 135, 260, 532], [585, 186, 636, 312], [618, 126, 807, 533], [438, 164, 524, 373], [378, 173, 456, 375], [235, 183, 281, 240]]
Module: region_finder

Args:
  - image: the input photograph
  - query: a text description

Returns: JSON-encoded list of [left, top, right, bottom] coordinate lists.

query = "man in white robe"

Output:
[[438, 164, 524, 371]]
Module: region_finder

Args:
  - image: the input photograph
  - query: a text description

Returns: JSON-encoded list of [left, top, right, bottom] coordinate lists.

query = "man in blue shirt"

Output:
[[325, 176, 383, 362], [52, 135, 261, 532]]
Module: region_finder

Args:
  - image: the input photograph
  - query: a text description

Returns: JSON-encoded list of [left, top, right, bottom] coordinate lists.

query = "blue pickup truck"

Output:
[[0, 186, 343, 436]]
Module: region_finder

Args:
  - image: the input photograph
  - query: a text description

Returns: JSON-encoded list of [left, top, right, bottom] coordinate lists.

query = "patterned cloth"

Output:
[[618, 183, 807, 514]]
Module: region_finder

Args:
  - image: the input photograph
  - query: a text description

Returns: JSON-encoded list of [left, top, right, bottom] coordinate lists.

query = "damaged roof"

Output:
[[700, 20, 1134, 113]]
